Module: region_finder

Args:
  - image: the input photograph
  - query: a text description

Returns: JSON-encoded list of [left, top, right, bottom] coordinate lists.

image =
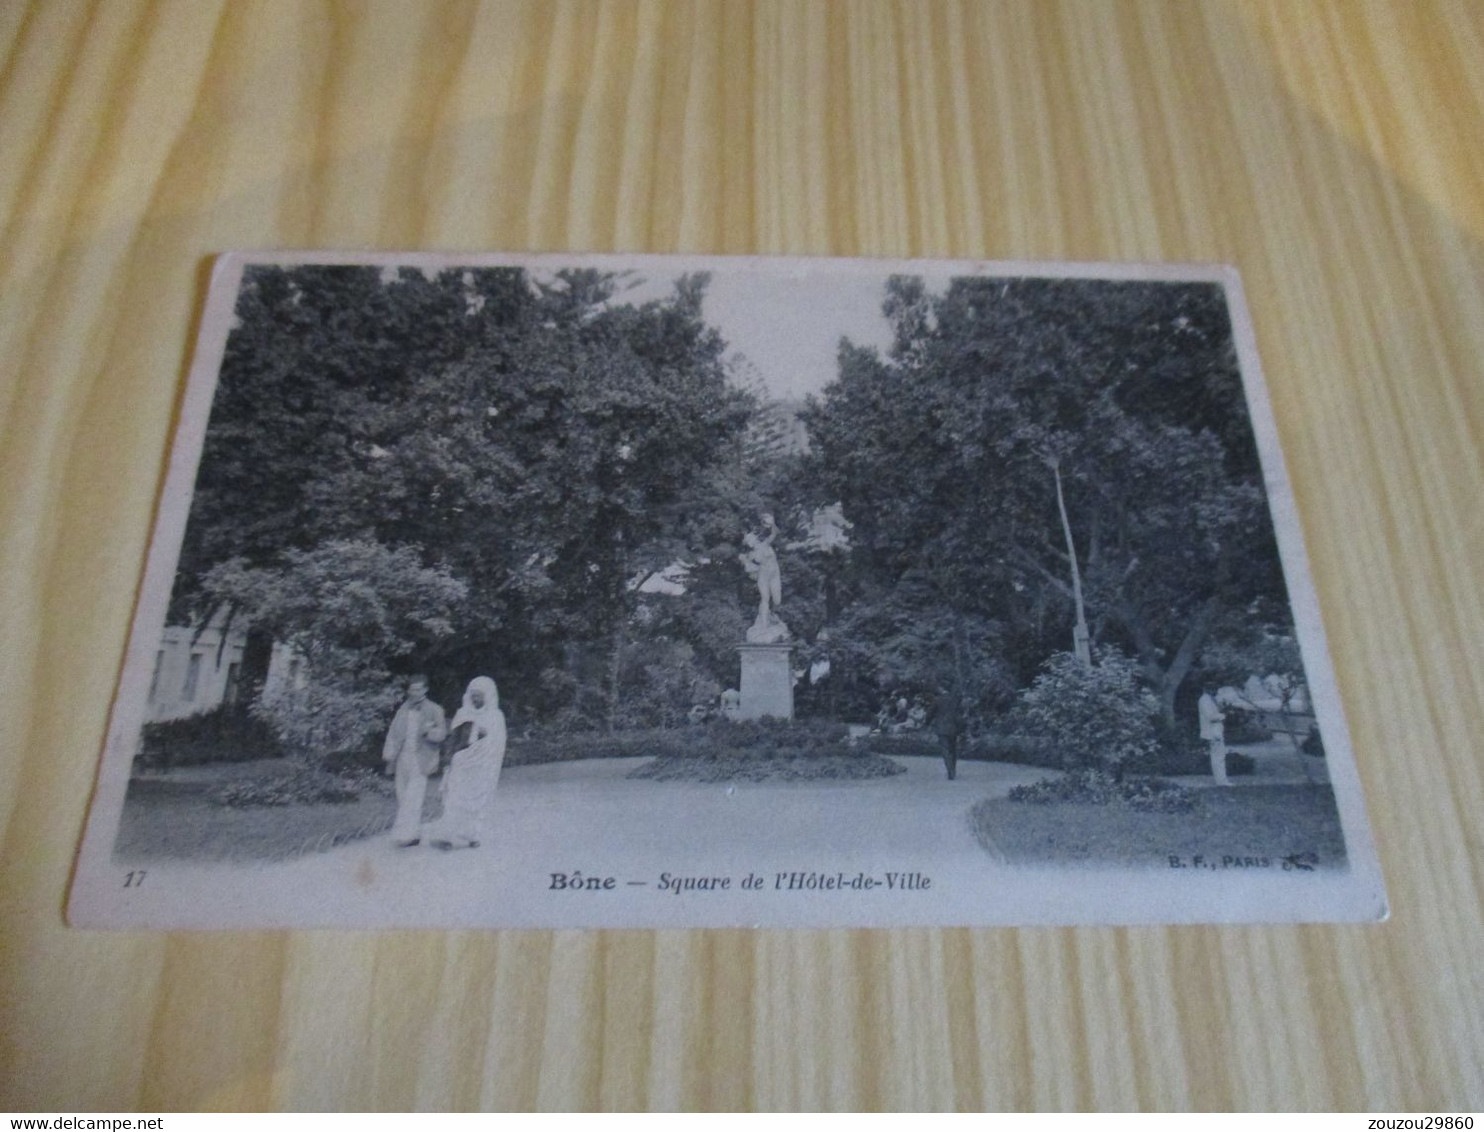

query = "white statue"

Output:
[[741, 515, 788, 644]]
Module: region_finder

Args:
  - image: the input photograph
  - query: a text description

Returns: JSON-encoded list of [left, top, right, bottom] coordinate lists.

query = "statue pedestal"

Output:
[[737, 644, 794, 721]]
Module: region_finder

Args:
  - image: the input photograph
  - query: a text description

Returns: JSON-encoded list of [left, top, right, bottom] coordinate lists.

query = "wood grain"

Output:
[[1, 0, 1481, 1111]]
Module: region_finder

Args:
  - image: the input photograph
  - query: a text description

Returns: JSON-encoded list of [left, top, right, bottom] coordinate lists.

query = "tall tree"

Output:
[[804, 275, 1291, 728], [175, 265, 752, 729]]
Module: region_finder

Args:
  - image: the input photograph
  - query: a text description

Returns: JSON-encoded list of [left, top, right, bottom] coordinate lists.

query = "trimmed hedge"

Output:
[[138, 706, 283, 768], [506, 718, 859, 767], [964, 733, 1057, 768], [862, 732, 945, 758], [959, 731, 1255, 778]]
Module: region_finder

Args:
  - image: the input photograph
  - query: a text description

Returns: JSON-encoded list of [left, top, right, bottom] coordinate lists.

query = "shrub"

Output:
[[703, 718, 852, 754], [612, 639, 721, 731], [1228, 752, 1255, 776], [210, 765, 388, 808], [252, 674, 401, 764], [505, 718, 857, 767], [1006, 649, 1160, 775], [203, 539, 467, 761], [1126, 731, 1256, 777], [1223, 705, 1271, 744], [138, 706, 283, 768], [1007, 768, 1198, 813], [507, 729, 696, 766], [1121, 738, 1252, 777], [964, 732, 1059, 768], [863, 732, 944, 757]]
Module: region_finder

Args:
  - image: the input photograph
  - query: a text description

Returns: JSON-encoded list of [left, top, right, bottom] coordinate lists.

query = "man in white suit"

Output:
[[1198, 684, 1230, 786], [382, 674, 446, 847]]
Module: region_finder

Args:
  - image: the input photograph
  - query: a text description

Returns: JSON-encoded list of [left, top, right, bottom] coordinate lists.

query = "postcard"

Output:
[[69, 252, 1386, 928]]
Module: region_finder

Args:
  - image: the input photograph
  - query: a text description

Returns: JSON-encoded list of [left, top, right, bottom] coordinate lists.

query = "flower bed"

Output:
[[627, 751, 906, 784], [1006, 768, 1199, 813]]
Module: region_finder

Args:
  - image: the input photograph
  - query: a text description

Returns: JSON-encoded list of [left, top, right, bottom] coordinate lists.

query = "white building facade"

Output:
[[145, 610, 301, 722]]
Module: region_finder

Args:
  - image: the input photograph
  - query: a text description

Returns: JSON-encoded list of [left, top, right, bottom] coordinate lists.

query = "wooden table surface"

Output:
[[1, 0, 1481, 1112]]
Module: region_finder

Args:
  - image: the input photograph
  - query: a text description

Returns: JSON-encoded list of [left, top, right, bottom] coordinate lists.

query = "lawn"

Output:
[[114, 764, 441, 862], [970, 783, 1348, 869]]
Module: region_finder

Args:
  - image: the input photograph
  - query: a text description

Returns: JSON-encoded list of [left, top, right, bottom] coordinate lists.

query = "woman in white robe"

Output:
[[430, 676, 506, 850]]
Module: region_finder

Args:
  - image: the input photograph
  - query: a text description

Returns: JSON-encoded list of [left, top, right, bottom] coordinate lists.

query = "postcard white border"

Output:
[[69, 252, 1387, 929]]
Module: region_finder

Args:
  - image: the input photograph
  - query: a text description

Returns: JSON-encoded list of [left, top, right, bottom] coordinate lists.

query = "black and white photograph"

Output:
[[70, 252, 1384, 928]]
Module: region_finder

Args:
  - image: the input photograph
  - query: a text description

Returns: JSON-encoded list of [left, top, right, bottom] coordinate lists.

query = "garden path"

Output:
[[265, 756, 1059, 906]]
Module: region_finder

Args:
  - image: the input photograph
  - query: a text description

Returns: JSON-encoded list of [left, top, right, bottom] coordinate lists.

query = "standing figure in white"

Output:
[[1198, 684, 1230, 786], [430, 676, 507, 850], [382, 674, 447, 848]]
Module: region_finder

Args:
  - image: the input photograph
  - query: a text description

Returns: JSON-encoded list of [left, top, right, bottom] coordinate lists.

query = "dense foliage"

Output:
[[204, 539, 466, 754], [168, 267, 1312, 773], [138, 706, 282, 768], [178, 266, 753, 741], [802, 276, 1295, 728], [1006, 649, 1161, 775]]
